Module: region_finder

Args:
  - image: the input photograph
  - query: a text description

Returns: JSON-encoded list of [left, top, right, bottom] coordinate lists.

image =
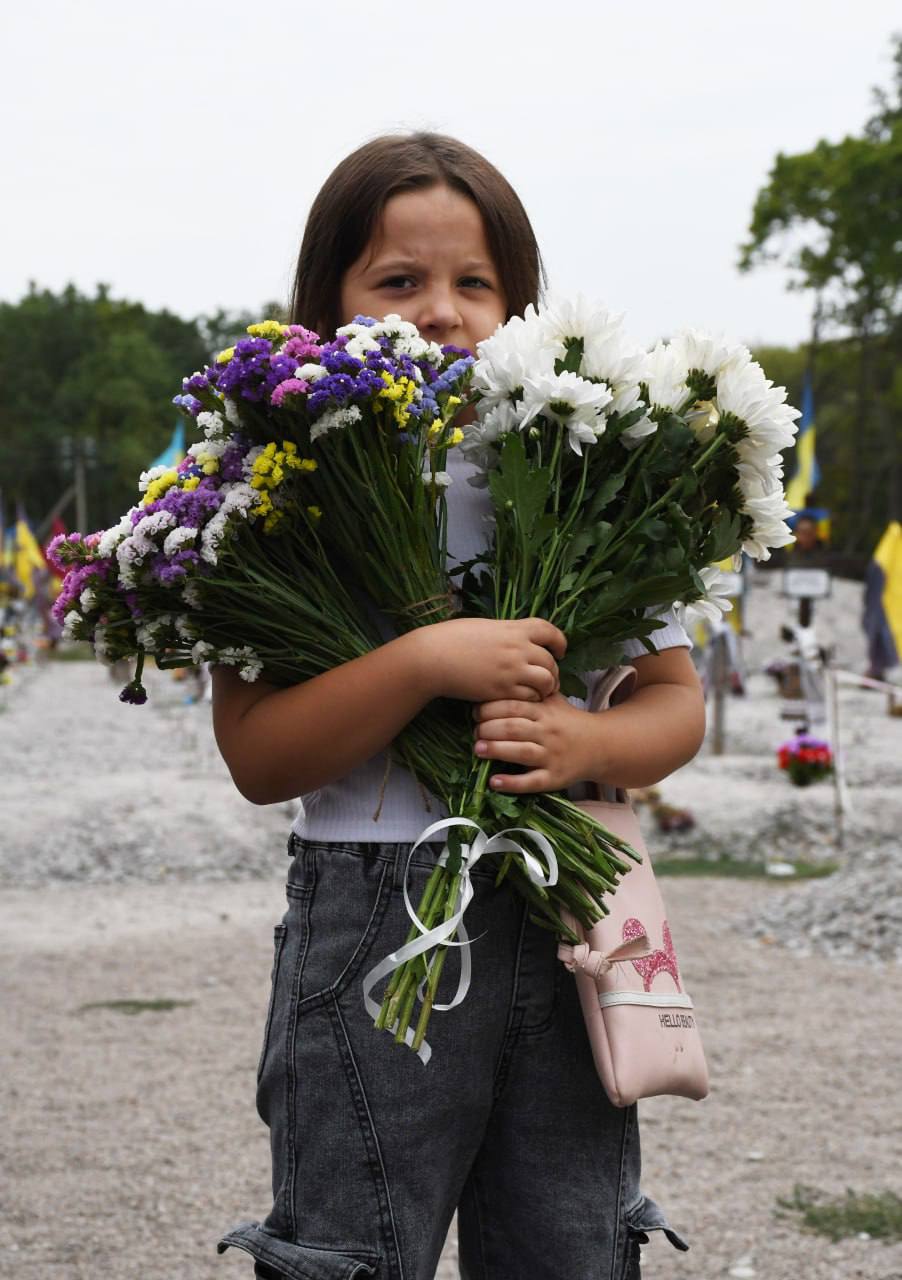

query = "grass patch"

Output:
[[653, 855, 836, 879], [777, 1185, 902, 1242], [78, 998, 194, 1016], [48, 643, 95, 661]]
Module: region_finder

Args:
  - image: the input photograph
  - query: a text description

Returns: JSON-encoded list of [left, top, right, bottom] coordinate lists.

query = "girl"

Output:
[[214, 132, 704, 1280]]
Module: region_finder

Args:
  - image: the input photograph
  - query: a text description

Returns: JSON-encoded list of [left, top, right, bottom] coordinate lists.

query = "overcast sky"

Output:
[[5, 0, 898, 349]]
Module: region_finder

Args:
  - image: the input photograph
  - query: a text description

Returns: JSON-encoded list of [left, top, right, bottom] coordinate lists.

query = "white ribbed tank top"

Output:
[[292, 452, 690, 842]]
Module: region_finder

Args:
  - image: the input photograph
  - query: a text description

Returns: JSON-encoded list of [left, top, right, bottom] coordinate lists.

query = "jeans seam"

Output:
[[462, 1170, 490, 1280], [283, 850, 316, 1239], [609, 1105, 633, 1280], [330, 996, 406, 1280], [489, 902, 529, 1103]]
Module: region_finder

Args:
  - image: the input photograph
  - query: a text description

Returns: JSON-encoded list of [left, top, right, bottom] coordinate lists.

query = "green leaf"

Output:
[[488, 431, 551, 542]]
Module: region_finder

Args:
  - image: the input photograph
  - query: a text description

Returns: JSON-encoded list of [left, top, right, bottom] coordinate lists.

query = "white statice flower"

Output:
[[198, 481, 257, 564], [191, 640, 213, 664], [674, 567, 735, 628], [296, 362, 328, 382], [79, 587, 98, 612], [520, 370, 612, 455], [137, 464, 171, 494], [136, 615, 174, 651], [174, 614, 197, 642], [116, 511, 177, 587], [188, 438, 228, 475], [197, 410, 225, 440], [310, 404, 362, 442], [222, 396, 242, 427], [62, 609, 83, 641], [163, 526, 198, 557], [216, 645, 262, 682], [92, 624, 114, 665], [422, 470, 452, 488], [182, 579, 203, 608], [98, 513, 135, 559]]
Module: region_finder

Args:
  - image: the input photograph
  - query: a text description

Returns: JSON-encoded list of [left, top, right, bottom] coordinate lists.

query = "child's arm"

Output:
[[212, 617, 566, 804], [472, 647, 706, 793]]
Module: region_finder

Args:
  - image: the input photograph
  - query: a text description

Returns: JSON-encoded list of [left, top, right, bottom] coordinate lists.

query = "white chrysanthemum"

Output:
[[296, 362, 328, 382], [669, 330, 747, 380], [675, 567, 735, 628], [422, 470, 452, 488], [222, 396, 241, 427], [538, 294, 648, 414], [737, 470, 794, 560], [461, 401, 527, 482], [197, 410, 226, 440], [620, 414, 658, 448], [472, 305, 550, 409], [98, 514, 135, 559], [310, 404, 362, 442], [716, 361, 800, 454], [520, 370, 612, 455], [191, 640, 213, 664], [163, 526, 198, 557], [643, 340, 690, 412]]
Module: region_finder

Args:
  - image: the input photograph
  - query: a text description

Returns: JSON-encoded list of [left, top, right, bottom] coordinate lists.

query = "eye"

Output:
[[459, 276, 492, 290], [379, 275, 417, 289]]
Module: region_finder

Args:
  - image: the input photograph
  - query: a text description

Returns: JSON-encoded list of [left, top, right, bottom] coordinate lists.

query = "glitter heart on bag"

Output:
[[559, 667, 710, 1108]]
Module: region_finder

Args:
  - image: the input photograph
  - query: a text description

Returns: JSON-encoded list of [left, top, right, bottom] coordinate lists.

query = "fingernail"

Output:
[[475, 741, 486, 754]]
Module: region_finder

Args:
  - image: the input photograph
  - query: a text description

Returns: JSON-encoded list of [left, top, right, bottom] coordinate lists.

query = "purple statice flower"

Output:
[[184, 370, 215, 395], [51, 559, 111, 624], [46, 531, 85, 572], [151, 549, 201, 586], [119, 681, 148, 706], [122, 591, 144, 619], [172, 393, 202, 416], [270, 378, 309, 407], [216, 337, 275, 403], [318, 346, 365, 377], [350, 315, 376, 327], [431, 356, 474, 396], [441, 344, 473, 359]]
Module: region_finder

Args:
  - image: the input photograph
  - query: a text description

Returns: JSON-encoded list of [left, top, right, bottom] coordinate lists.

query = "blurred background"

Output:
[[1, 4, 901, 1279]]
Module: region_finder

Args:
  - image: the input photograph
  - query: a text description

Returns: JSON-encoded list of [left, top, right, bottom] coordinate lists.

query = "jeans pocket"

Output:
[[257, 923, 288, 1084], [290, 843, 394, 1010], [621, 1194, 690, 1277]]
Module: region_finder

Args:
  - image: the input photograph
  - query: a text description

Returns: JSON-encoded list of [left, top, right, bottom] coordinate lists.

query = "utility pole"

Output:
[[74, 441, 88, 533]]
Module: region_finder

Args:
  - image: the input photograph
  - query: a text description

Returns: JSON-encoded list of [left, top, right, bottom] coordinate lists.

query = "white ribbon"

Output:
[[362, 816, 558, 1064]]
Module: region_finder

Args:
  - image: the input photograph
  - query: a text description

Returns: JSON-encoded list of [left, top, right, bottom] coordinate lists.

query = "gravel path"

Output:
[[2, 573, 901, 1279]]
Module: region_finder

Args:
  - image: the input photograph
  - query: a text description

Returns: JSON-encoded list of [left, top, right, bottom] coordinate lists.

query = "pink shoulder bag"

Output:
[[558, 665, 710, 1108]]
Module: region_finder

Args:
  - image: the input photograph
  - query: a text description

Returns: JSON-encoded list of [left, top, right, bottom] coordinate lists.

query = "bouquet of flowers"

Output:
[[777, 733, 833, 786], [54, 300, 800, 1060]]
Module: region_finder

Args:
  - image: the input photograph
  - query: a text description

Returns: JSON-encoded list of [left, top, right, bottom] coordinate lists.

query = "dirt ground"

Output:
[[2, 570, 902, 1279]]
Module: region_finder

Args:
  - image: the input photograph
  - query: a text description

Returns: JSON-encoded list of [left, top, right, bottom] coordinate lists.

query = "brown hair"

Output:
[[289, 132, 545, 335]]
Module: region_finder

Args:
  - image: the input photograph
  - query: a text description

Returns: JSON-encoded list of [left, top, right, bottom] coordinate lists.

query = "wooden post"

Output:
[[825, 665, 846, 857], [710, 629, 729, 755]]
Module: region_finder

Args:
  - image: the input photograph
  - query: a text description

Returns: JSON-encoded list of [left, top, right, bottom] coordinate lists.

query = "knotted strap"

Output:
[[557, 932, 653, 983]]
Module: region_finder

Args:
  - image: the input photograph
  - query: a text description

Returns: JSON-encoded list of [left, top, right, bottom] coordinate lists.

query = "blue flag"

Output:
[[149, 421, 186, 470]]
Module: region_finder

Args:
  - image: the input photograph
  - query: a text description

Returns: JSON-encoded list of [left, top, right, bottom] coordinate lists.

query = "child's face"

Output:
[[339, 184, 507, 352]]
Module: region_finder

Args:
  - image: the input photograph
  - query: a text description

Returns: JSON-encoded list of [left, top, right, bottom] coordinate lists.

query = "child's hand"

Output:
[[472, 693, 597, 793], [415, 617, 566, 704]]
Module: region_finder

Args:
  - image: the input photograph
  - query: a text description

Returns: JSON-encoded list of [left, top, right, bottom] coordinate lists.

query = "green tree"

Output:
[[739, 35, 902, 552]]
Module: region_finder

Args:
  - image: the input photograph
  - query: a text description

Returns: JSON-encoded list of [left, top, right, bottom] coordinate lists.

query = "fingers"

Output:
[[525, 663, 557, 698], [488, 767, 552, 794], [510, 684, 543, 702], [473, 700, 540, 723], [474, 715, 539, 743], [475, 738, 544, 766], [525, 617, 567, 659]]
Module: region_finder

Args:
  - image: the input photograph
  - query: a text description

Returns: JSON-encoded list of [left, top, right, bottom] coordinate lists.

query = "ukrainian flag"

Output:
[[785, 372, 820, 511], [5, 510, 47, 600], [864, 522, 902, 674], [149, 421, 186, 470]]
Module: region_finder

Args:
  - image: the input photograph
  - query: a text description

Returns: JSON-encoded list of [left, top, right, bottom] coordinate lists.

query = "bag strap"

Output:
[[585, 665, 637, 804]]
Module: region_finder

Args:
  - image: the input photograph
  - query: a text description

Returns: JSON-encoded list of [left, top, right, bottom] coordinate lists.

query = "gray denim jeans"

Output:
[[217, 836, 688, 1280]]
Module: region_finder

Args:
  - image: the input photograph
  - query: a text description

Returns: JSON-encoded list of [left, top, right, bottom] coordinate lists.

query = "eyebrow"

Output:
[[366, 257, 497, 276]]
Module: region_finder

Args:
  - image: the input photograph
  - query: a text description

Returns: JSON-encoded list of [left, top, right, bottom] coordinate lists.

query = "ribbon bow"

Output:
[[362, 815, 558, 1064], [557, 932, 653, 984]]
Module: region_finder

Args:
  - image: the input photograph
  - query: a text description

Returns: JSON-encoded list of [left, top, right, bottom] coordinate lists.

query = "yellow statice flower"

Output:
[[378, 372, 418, 427], [142, 469, 179, 505], [448, 427, 464, 446], [298, 458, 317, 473], [246, 320, 288, 340], [446, 396, 462, 410], [181, 476, 201, 492], [307, 506, 322, 523], [216, 346, 235, 364]]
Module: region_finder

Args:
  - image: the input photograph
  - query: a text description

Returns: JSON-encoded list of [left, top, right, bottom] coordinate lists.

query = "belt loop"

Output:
[[392, 842, 408, 891]]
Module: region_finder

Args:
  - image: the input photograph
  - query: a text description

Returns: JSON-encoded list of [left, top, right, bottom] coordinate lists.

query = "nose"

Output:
[[416, 285, 462, 343]]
